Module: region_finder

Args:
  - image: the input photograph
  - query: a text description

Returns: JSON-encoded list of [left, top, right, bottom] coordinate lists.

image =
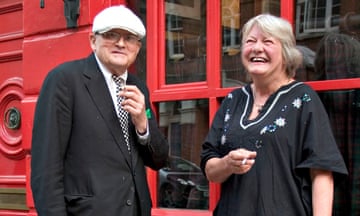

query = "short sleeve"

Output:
[[295, 89, 348, 178]]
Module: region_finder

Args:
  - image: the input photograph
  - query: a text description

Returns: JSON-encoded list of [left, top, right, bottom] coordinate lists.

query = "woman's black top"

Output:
[[201, 81, 348, 216]]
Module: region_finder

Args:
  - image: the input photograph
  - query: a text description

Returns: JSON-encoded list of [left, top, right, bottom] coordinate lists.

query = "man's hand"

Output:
[[119, 85, 147, 133]]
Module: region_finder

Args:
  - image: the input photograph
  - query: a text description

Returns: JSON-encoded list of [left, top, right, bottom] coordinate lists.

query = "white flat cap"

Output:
[[92, 5, 146, 39]]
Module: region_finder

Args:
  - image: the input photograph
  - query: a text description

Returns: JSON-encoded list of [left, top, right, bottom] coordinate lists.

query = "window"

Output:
[[157, 100, 209, 210], [165, 0, 206, 84], [167, 15, 185, 61], [296, 0, 341, 39]]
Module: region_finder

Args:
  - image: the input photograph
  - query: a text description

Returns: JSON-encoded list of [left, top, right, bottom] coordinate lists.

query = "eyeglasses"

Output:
[[97, 31, 141, 45]]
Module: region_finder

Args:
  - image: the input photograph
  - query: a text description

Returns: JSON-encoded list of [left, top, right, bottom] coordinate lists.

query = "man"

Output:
[[31, 5, 169, 216]]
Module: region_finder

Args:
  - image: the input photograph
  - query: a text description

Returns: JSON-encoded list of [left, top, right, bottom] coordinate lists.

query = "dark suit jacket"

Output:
[[31, 53, 169, 216]]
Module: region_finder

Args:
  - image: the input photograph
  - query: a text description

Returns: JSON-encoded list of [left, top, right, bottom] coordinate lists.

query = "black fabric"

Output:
[[201, 81, 347, 216]]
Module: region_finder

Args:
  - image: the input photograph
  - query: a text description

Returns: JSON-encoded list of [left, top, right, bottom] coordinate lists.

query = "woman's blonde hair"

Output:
[[242, 14, 302, 77]]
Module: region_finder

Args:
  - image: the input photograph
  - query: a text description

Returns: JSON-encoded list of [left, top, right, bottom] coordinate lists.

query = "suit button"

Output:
[[126, 199, 132, 206]]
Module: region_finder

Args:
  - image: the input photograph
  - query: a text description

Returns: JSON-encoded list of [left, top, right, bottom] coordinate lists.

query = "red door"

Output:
[[0, 0, 27, 215]]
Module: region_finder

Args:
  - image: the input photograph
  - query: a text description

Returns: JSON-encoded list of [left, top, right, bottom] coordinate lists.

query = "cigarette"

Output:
[[241, 158, 247, 165]]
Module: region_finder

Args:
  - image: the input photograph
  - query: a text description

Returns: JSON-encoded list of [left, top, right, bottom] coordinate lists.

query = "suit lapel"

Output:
[[83, 54, 132, 166]]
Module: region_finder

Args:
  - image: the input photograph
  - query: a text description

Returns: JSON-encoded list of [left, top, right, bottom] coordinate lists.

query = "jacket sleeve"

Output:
[[142, 110, 169, 170], [31, 64, 73, 215], [131, 75, 169, 170]]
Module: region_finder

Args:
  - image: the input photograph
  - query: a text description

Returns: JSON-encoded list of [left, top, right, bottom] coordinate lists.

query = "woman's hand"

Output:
[[205, 148, 257, 183], [225, 148, 257, 175]]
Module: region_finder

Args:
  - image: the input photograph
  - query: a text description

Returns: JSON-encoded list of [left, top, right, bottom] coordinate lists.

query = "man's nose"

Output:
[[115, 36, 126, 46]]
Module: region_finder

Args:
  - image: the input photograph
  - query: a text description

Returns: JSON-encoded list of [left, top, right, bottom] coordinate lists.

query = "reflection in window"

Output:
[[221, 0, 244, 88], [221, 0, 280, 88], [296, 0, 340, 39], [318, 89, 360, 216], [296, 31, 360, 83], [165, 0, 206, 84], [313, 33, 360, 80], [294, 45, 316, 81], [157, 100, 209, 210], [294, 1, 360, 82], [133, 1, 147, 81], [313, 33, 360, 215]]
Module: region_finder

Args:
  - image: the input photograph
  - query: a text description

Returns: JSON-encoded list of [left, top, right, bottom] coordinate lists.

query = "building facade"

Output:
[[0, 0, 359, 215]]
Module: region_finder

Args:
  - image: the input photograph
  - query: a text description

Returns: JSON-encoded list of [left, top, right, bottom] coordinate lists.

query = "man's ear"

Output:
[[89, 33, 96, 50]]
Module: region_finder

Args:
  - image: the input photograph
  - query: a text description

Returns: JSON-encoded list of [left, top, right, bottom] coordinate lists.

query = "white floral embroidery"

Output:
[[228, 93, 233, 99], [260, 126, 268, 135], [292, 98, 302, 109], [224, 113, 230, 122], [221, 135, 226, 145], [275, 117, 286, 127], [259, 93, 312, 136]]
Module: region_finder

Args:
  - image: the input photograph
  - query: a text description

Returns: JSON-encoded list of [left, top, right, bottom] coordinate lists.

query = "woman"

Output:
[[200, 14, 347, 216]]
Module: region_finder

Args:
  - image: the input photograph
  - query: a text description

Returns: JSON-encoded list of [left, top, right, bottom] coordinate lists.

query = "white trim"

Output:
[[239, 82, 303, 130]]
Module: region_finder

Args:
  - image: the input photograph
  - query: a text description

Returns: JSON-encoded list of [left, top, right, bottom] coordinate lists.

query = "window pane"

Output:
[[133, 1, 147, 81], [318, 89, 360, 215], [157, 99, 209, 210], [307, 0, 326, 29], [165, 0, 207, 84], [295, 0, 360, 82], [221, 0, 280, 87]]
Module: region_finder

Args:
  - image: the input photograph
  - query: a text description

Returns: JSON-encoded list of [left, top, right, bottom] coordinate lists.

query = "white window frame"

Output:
[[296, 0, 340, 40]]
